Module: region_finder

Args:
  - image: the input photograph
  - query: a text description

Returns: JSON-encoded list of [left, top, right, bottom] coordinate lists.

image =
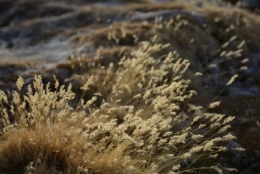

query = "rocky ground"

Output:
[[0, 0, 260, 173]]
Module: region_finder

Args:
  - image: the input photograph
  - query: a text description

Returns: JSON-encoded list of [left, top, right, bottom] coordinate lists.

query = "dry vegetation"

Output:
[[0, 42, 244, 173], [1, 0, 260, 173]]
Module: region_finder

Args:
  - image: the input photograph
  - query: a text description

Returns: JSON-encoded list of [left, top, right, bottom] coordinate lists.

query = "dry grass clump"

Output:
[[76, 22, 154, 48], [152, 12, 251, 96], [0, 40, 244, 173], [70, 3, 255, 97], [106, 39, 191, 105]]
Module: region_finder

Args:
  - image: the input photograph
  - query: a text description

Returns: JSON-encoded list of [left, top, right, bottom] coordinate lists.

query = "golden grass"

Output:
[[66, 0, 259, 98], [0, 41, 244, 173], [3, 0, 260, 173]]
